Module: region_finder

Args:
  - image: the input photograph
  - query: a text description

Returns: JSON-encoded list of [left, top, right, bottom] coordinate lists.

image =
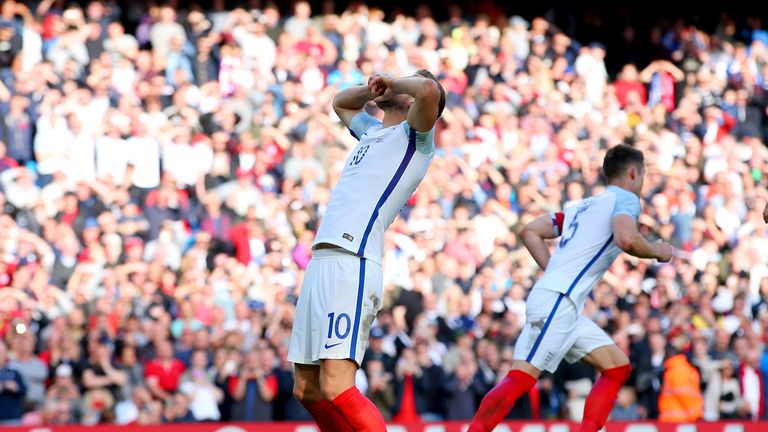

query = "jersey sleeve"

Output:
[[551, 212, 565, 237], [612, 189, 641, 220], [348, 112, 381, 140], [402, 122, 435, 155]]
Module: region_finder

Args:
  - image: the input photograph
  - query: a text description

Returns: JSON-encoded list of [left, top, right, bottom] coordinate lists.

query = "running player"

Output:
[[469, 145, 675, 432], [288, 71, 445, 432]]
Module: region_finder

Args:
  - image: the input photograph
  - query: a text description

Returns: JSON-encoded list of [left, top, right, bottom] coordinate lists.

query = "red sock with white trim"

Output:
[[306, 399, 354, 432], [331, 386, 387, 432], [581, 364, 632, 432], [468, 370, 538, 432]]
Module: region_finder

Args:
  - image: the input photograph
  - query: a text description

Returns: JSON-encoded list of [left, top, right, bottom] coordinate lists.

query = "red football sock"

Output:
[[331, 386, 387, 432], [528, 384, 540, 420], [468, 370, 538, 432], [581, 364, 632, 432], [306, 399, 354, 432]]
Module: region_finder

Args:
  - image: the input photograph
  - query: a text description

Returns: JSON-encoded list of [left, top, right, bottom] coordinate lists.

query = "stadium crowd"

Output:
[[0, 0, 767, 426]]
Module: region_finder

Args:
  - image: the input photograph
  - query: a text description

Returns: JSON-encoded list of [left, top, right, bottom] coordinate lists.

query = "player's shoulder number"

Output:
[[559, 200, 593, 248], [350, 144, 370, 166]]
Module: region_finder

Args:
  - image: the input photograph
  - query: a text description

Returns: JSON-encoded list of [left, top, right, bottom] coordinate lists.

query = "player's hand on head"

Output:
[[373, 87, 395, 104], [367, 74, 381, 88], [654, 240, 675, 263], [368, 74, 393, 96]]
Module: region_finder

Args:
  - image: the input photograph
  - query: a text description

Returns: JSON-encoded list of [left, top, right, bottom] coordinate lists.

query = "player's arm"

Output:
[[612, 214, 673, 261], [371, 75, 441, 132], [520, 212, 563, 270], [332, 84, 378, 128]]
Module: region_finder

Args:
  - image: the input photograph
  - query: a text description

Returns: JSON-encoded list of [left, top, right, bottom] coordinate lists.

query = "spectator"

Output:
[[444, 351, 484, 420], [658, 333, 704, 422], [49, 229, 80, 289], [739, 349, 766, 420], [283, 1, 312, 38], [45, 364, 80, 403], [0, 167, 39, 210], [44, 333, 84, 386], [230, 349, 277, 421], [197, 193, 235, 243], [81, 336, 127, 407], [633, 330, 666, 418], [231, 12, 275, 77], [104, 22, 138, 62], [144, 340, 185, 401], [731, 89, 764, 140], [0, 93, 37, 164], [614, 64, 647, 108], [126, 120, 161, 191], [610, 387, 641, 420], [327, 59, 365, 90], [8, 333, 47, 411], [150, 6, 185, 57], [117, 345, 144, 402], [179, 350, 222, 421], [704, 359, 745, 420], [45, 7, 89, 73], [272, 344, 310, 421], [365, 359, 396, 420], [114, 386, 163, 425], [230, 209, 266, 266], [362, 327, 396, 376], [640, 60, 685, 112], [19, 399, 73, 426], [0, 340, 26, 425], [161, 392, 194, 423]]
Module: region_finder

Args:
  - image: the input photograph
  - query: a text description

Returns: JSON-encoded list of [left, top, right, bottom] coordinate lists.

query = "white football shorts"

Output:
[[513, 288, 614, 373], [288, 248, 383, 366]]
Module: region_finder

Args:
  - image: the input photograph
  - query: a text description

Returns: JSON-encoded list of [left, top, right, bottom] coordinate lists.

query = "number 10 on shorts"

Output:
[[327, 312, 351, 340]]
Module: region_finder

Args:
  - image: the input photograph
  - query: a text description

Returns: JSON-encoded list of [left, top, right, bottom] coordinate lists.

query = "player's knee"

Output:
[[319, 359, 358, 400], [293, 380, 322, 405], [616, 363, 632, 381], [319, 381, 345, 401], [319, 374, 351, 401], [604, 363, 632, 384]]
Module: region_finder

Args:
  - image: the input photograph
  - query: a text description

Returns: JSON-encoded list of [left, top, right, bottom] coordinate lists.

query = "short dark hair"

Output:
[[415, 69, 446, 119], [602, 145, 644, 181]]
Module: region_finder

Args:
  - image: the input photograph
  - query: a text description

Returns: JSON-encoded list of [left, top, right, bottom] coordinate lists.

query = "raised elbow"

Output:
[[519, 225, 537, 244], [519, 225, 531, 240], [417, 79, 441, 103], [331, 94, 342, 112]]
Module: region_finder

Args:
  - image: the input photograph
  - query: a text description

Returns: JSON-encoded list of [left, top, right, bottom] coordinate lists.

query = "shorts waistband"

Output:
[[312, 247, 359, 259]]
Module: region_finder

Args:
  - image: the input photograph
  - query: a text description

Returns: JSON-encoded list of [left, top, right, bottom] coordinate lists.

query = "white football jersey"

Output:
[[533, 186, 641, 311], [313, 113, 434, 264]]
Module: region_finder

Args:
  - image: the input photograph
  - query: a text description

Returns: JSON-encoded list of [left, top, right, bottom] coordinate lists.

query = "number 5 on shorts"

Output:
[[327, 312, 351, 340]]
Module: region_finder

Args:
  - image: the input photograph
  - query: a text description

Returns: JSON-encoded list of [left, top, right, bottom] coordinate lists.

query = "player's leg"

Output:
[[319, 255, 386, 431], [288, 254, 354, 432], [468, 360, 541, 432], [293, 363, 353, 432], [469, 289, 575, 432], [320, 358, 386, 431], [569, 318, 631, 432]]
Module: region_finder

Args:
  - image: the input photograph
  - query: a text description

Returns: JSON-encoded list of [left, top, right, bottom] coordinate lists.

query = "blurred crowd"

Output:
[[0, 0, 767, 426]]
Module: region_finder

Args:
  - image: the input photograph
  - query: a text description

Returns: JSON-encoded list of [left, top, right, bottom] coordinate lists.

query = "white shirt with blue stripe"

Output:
[[534, 185, 641, 311], [313, 112, 435, 264]]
